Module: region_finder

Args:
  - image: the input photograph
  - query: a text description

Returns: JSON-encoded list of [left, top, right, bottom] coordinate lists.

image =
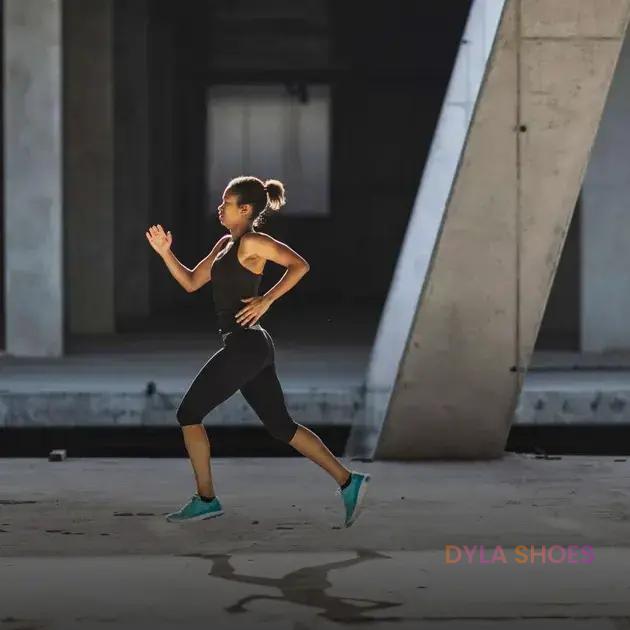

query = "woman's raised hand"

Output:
[[145, 224, 172, 256]]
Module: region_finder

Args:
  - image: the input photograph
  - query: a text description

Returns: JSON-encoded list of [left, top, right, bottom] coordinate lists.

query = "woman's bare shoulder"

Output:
[[241, 231, 277, 245]]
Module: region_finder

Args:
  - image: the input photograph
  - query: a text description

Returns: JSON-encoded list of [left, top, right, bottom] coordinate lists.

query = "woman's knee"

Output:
[[267, 418, 299, 443], [176, 403, 204, 427]]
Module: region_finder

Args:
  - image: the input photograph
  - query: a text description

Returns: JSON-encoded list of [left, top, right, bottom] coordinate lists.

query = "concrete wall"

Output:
[[3, 0, 63, 357], [581, 26, 630, 353]]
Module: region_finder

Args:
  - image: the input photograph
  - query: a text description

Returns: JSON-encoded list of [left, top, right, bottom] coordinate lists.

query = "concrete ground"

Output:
[[2, 454, 630, 629]]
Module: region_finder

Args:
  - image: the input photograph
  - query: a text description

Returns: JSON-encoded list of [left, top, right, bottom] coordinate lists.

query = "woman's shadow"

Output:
[[180, 548, 408, 624]]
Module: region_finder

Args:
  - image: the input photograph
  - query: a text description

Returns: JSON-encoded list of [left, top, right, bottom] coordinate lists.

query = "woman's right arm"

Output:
[[160, 249, 195, 292], [188, 235, 231, 292], [146, 224, 229, 293]]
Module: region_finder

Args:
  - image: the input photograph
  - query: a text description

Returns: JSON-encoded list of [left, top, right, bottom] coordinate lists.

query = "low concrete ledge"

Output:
[[0, 387, 365, 427], [4, 377, 630, 427], [515, 388, 630, 425]]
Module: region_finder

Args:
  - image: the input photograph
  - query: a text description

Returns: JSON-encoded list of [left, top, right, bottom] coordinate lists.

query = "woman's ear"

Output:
[[240, 203, 254, 218]]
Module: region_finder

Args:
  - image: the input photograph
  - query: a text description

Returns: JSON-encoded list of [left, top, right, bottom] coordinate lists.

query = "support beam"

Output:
[[64, 0, 115, 335], [113, 0, 151, 329], [3, 0, 63, 357], [347, 0, 630, 459]]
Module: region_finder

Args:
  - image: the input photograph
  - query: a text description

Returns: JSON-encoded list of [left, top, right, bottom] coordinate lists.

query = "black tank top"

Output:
[[211, 231, 263, 333]]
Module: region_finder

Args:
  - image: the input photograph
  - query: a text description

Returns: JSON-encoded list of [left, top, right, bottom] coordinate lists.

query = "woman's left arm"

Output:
[[235, 233, 310, 327]]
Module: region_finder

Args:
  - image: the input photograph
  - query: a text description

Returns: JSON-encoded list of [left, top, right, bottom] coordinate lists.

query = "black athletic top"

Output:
[[211, 231, 263, 334]]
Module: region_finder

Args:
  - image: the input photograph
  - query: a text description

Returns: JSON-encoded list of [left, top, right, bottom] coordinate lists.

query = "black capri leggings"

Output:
[[176, 324, 299, 443]]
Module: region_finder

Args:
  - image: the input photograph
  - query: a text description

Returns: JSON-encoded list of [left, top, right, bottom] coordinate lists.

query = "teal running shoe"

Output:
[[336, 471, 371, 527], [166, 494, 224, 523]]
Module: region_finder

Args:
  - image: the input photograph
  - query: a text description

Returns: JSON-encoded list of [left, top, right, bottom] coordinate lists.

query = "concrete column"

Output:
[[114, 0, 150, 328], [347, 0, 630, 460], [3, 0, 63, 357], [345, 0, 506, 458], [581, 28, 630, 353], [64, 0, 115, 335]]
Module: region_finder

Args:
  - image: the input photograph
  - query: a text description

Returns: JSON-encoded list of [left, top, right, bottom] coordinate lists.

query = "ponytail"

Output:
[[263, 179, 286, 212]]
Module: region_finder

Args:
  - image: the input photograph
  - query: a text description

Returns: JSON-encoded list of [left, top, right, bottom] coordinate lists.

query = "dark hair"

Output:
[[226, 176, 286, 228]]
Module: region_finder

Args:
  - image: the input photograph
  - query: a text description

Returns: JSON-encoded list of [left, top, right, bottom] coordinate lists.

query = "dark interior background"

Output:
[[0, 0, 580, 351], [0, 0, 4, 351], [138, 0, 472, 317]]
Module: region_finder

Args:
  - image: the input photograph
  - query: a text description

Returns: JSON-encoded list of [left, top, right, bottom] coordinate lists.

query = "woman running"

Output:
[[145, 175, 370, 527]]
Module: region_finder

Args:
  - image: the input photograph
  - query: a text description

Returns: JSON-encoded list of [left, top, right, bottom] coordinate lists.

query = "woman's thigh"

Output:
[[176, 334, 269, 426], [239, 362, 298, 443]]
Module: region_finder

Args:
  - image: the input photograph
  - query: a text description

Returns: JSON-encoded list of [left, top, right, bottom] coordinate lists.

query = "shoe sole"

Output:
[[345, 474, 371, 527], [166, 510, 224, 523]]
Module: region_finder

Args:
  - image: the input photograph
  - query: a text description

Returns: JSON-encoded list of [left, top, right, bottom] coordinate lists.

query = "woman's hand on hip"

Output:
[[235, 296, 272, 327]]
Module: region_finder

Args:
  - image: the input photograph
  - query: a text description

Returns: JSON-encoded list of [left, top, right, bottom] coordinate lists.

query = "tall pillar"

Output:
[[347, 0, 630, 460], [64, 0, 115, 335], [345, 0, 506, 458], [581, 28, 630, 353], [113, 0, 150, 329], [3, 0, 63, 357]]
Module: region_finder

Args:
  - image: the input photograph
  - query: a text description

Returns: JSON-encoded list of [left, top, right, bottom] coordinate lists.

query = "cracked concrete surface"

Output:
[[1, 455, 630, 629]]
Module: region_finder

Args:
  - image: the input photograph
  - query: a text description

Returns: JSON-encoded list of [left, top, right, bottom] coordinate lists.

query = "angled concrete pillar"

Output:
[[3, 0, 63, 357], [346, 0, 630, 460]]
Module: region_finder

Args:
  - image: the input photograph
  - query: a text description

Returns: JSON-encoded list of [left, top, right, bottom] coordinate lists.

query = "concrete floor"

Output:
[[2, 455, 630, 628]]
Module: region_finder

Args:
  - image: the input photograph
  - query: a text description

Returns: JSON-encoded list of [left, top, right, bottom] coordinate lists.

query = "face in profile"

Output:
[[217, 190, 250, 228]]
